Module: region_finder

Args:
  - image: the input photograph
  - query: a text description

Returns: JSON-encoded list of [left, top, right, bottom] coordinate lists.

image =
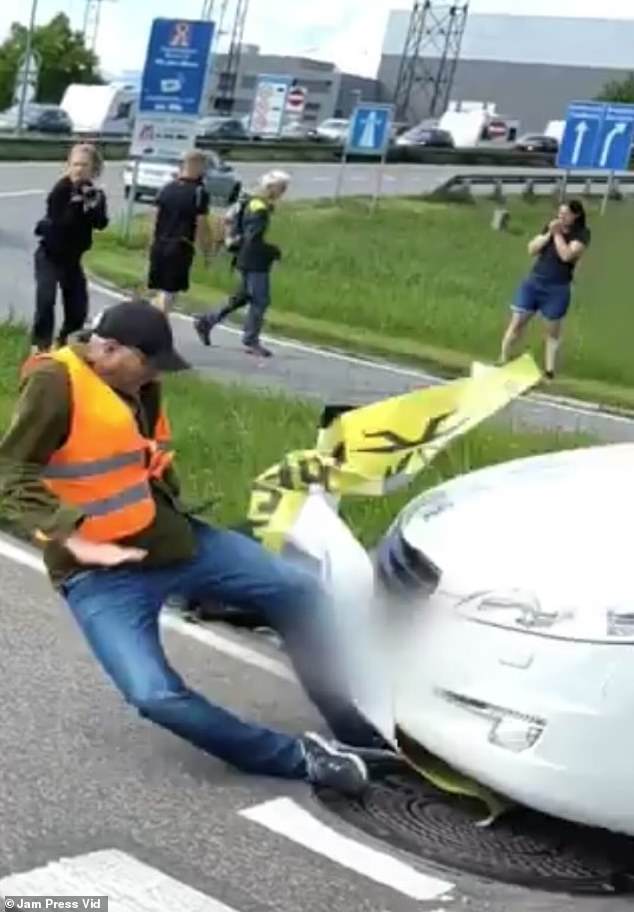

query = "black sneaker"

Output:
[[544, 370, 555, 381], [244, 343, 273, 359], [194, 313, 218, 347], [301, 732, 368, 797]]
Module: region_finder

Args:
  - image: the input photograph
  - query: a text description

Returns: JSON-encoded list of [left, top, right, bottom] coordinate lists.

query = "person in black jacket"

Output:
[[194, 170, 290, 358], [32, 143, 109, 353]]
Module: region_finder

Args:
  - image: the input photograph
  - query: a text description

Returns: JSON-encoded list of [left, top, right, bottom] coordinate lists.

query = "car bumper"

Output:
[[394, 605, 634, 836]]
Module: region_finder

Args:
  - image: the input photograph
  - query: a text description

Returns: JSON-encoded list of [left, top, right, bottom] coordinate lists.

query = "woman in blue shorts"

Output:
[[499, 199, 591, 379]]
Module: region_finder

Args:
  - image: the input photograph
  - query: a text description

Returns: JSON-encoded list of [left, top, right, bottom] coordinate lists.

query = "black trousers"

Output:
[[32, 246, 88, 349]]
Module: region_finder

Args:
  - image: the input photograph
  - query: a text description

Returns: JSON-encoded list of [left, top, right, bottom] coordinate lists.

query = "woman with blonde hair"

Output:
[[31, 143, 109, 352]]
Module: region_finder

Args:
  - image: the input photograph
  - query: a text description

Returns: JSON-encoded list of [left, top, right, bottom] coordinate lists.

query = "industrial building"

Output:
[[379, 10, 634, 133], [205, 45, 380, 125]]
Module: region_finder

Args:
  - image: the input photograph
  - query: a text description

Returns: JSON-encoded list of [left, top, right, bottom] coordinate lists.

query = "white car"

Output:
[[256, 438, 634, 839], [315, 118, 350, 143], [123, 152, 241, 206]]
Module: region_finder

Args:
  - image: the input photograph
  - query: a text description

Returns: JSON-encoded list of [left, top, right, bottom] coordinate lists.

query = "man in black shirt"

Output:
[[32, 143, 109, 353], [499, 199, 591, 380], [148, 150, 213, 313]]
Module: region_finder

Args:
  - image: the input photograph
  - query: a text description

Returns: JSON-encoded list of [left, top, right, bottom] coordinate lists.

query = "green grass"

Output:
[[0, 322, 595, 548], [86, 194, 634, 412]]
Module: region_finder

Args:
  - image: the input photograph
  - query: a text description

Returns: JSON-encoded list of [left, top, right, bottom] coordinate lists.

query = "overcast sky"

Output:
[[2, 0, 634, 78]]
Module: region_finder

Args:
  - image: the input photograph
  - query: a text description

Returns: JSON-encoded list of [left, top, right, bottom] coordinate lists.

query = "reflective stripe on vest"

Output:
[[24, 347, 173, 544], [41, 449, 146, 480], [81, 481, 152, 518]]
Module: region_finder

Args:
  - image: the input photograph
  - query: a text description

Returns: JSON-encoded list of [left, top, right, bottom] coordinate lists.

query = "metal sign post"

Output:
[[16, 0, 39, 135], [334, 147, 348, 203], [123, 159, 140, 242]]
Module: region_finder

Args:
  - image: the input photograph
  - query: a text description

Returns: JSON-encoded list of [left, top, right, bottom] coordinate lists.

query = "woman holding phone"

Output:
[[499, 199, 591, 379]]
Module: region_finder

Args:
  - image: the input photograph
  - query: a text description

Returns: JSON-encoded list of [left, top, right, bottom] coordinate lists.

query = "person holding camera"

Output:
[[32, 143, 109, 354], [499, 199, 590, 380]]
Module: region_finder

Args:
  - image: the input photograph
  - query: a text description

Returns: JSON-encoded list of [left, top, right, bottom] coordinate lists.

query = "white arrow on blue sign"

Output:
[[598, 103, 634, 171], [557, 102, 605, 170], [557, 100, 634, 171], [346, 104, 394, 157]]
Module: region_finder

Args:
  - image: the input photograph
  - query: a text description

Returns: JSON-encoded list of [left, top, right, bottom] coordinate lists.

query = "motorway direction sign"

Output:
[[139, 18, 215, 117], [557, 100, 634, 171], [598, 103, 634, 171], [249, 74, 293, 137], [346, 103, 394, 157], [557, 102, 604, 170]]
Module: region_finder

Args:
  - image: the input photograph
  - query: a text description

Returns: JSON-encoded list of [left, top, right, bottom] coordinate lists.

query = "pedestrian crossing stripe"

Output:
[[0, 850, 239, 911]]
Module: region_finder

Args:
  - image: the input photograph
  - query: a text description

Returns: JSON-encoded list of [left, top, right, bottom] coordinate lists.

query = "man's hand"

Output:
[[63, 534, 148, 567]]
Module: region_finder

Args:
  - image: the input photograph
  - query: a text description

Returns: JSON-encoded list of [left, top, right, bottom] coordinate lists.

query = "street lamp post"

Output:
[[17, 0, 39, 135]]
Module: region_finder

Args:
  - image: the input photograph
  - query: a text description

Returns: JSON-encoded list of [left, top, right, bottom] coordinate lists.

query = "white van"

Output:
[[60, 84, 137, 137]]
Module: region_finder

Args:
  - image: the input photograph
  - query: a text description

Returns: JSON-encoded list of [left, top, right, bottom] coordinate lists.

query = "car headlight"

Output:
[[375, 522, 441, 600], [454, 589, 634, 644]]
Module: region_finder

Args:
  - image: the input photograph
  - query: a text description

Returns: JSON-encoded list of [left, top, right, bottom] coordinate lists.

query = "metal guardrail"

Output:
[[434, 170, 634, 198]]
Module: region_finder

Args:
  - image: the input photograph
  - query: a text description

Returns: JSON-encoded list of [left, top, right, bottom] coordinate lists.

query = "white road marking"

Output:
[[0, 189, 45, 198], [161, 612, 294, 682], [241, 797, 454, 902], [88, 280, 634, 428], [0, 849, 240, 911]]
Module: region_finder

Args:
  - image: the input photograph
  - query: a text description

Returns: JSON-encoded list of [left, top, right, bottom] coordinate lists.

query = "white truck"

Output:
[[60, 83, 138, 137]]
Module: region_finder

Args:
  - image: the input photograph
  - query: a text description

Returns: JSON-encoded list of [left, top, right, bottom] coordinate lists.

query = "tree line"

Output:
[[0, 13, 102, 111]]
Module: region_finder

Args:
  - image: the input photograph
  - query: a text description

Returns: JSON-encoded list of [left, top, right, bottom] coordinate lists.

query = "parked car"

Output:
[[196, 116, 249, 142], [279, 121, 316, 141], [315, 118, 350, 143], [515, 133, 559, 154], [395, 125, 455, 149], [123, 151, 241, 206], [0, 103, 73, 134]]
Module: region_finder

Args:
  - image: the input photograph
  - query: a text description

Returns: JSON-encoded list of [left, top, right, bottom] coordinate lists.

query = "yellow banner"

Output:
[[247, 355, 541, 552]]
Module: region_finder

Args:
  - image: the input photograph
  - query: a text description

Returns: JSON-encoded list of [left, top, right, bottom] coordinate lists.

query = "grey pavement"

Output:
[[1, 160, 634, 911]]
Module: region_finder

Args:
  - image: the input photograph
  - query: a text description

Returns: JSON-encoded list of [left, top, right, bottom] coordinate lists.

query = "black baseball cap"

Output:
[[93, 300, 190, 372]]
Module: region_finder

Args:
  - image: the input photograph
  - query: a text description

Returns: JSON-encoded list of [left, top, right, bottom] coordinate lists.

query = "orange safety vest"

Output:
[[22, 347, 174, 544]]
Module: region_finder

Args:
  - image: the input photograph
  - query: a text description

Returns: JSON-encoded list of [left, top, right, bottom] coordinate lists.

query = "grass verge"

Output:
[[86, 195, 634, 414], [0, 322, 595, 549]]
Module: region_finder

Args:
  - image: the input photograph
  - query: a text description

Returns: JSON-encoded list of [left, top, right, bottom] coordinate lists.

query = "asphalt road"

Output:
[[1, 160, 634, 911], [1, 536, 631, 912]]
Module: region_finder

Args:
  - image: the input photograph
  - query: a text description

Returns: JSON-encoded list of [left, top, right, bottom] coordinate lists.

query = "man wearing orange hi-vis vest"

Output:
[[0, 299, 378, 796]]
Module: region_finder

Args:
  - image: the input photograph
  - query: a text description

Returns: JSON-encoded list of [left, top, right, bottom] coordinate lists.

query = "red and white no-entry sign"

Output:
[[286, 86, 307, 115]]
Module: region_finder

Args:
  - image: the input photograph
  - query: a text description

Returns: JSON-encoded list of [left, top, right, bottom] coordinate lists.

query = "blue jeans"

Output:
[[61, 521, 372, 778], [242, 272, 270, 347], [512, 277, 572, 322]]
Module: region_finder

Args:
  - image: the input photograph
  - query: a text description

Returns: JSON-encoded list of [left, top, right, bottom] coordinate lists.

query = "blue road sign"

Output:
[[597, 103, 634, 171], [140, 18, 215, 116], [347, 104, 394, 156], [557, 102, 605, 170], [557, 100, 634, 171]]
